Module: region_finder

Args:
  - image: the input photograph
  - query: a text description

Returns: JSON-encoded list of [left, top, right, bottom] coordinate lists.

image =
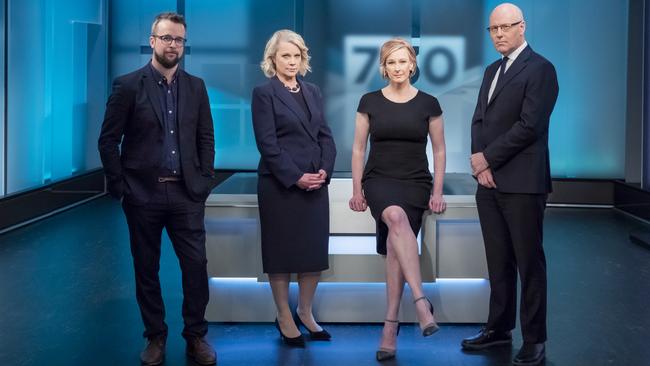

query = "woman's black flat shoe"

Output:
[[414, 296, 439, 337], [294, 313, 331, 341], [274, 318, 305, 347]]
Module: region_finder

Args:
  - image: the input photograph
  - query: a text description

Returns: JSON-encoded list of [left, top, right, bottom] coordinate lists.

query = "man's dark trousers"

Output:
[[476, 185, 548, 343], [122, 180, 209, 340]]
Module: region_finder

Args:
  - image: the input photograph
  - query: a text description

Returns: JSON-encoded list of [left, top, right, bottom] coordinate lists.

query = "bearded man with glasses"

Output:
[[98, 12, 217, 366]]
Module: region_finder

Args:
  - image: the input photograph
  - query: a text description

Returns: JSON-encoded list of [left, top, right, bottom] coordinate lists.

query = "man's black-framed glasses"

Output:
[[486, 20, 523, 34], [152, 34, 187, 46]]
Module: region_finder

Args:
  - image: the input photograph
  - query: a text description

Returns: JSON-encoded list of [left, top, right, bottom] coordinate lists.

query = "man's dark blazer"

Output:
[[471, 45, 559, 194], [251, 76, 336, 188], [98, 64, 216, 204]]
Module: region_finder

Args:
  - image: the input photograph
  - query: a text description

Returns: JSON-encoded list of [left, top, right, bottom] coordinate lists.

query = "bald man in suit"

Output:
[[462, 4, 558, 366]]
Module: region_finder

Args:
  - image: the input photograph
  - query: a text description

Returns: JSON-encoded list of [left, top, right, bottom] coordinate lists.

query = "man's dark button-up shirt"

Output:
[[148, 62, 181, 177]]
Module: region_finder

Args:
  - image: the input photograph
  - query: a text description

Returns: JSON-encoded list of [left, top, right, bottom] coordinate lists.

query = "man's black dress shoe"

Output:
[[186, 336, 217, 365], [513, 342, 545, 365], [140, 335, 166, 365], [461, 328, 512, 350]]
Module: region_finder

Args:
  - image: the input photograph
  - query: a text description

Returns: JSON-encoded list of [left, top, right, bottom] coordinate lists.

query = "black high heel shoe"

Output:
[[294, 312, 331, 341], [274, 318, 305, 347], [376, 319, 401, 361], [414, 296, 439, 337]]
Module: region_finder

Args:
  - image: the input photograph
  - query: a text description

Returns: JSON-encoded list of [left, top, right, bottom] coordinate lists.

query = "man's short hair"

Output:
[[151, 12, 186, 35]]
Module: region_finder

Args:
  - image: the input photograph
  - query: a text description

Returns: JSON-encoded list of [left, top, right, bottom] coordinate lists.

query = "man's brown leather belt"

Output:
[[158, 176, 182, 183]]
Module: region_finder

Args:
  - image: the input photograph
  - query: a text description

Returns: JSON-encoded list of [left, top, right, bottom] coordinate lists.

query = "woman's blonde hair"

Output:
[[260, 29, 311, 78], [379, 38, 417, 79]]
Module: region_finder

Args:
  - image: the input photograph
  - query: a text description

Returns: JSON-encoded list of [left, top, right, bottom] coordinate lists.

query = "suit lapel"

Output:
[[481, 62, 500, 114], [142, 66, 164, 127], [177, 70, 189, 128], [298, 79, 320, 136], [271, 77, 316, 141], [488, 46, 532, 106]]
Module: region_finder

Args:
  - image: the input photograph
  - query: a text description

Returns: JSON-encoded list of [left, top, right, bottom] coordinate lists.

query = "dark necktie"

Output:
[[499, 56, 509, 74], [490, 56, 509, 102]]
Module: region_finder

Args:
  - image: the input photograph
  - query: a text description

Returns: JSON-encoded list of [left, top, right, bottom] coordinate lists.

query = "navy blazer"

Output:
[[471, 45, 559, 194], [251, 77, 336, 188], [98, 64, 216, 203]]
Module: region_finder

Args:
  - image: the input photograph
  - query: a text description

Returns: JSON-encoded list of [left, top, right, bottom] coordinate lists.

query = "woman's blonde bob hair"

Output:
[[379, 38, 417, 79], [260, 29, 311, 78]]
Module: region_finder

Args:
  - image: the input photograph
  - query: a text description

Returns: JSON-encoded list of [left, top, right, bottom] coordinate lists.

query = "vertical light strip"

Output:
[[641, 0, 650, 190], [294, 0, 304, 35], [411, 0, 421, 83], [411, 0, 421, 40], [1, 0, 5, 196], [177, 0, 185, 69]]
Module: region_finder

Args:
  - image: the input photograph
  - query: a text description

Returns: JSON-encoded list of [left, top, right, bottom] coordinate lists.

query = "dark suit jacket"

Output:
[[251, 77, 336, 188], [98, 64, 216, 204], [471, 45, 559, 194]]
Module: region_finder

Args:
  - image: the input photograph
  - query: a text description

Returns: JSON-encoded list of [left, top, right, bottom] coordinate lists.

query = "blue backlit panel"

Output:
[[103, 0, 628, 179], [328, 234, 422, 255], [482, 0, 628, 178], [6, 0, 107, 194], [109, 0, 177, 78], [184, 0, 296, 170], [188, 0, 630, 178], [303, 0, 412, 172]]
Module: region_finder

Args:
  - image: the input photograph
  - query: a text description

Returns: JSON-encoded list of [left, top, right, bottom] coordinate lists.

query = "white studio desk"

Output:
[[204, 173, 489, 323]]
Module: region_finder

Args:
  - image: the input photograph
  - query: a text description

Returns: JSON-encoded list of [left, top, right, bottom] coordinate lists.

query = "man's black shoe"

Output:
[[140, 335, 166, 365], [461, 328, 512, 350], [186, 336, 217, 365], [513, 342, 545, 365]]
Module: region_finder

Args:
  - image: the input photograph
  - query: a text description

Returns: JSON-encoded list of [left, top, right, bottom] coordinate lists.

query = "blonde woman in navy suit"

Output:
[[251, 29, 336, 347]]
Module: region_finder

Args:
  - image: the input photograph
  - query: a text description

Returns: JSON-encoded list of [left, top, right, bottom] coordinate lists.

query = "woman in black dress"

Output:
[[349, 38, 447, 361], [252, 30, 336, 347]]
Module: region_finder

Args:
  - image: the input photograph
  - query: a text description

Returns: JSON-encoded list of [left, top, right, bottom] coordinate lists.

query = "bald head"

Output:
[[490, 3, 524, 22], [488, 3, 526, 56]]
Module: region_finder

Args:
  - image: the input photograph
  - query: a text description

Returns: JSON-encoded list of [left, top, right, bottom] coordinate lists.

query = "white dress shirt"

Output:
[[488, 41, 528, 102]]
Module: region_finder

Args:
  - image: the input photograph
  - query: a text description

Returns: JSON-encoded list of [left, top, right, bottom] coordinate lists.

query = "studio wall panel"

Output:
[[106, 0, 631, 179], [6, 0, 108, 195], [483, 0, 628, 179], [184, 0, 296, 170]]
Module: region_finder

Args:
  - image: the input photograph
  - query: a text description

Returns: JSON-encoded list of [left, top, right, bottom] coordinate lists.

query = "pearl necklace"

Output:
[[284, 83, 301, 93]]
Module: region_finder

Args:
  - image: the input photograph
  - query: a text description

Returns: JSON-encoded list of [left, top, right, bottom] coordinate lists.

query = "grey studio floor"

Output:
[[1, 196, 650, 366]]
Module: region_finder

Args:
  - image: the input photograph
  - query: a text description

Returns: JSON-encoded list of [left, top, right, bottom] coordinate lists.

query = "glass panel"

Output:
[[419, 0, 485, 174], [7, 0, 107, 194], [482, 0, 628, 178], [106, 0, 630, 179], [184, 0, 296, 170], [303, 0, 413, 171], [109, 0, 176, 78]]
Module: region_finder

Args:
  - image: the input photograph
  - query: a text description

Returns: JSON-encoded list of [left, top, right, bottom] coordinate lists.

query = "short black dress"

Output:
[[357, 90, 442, 255]]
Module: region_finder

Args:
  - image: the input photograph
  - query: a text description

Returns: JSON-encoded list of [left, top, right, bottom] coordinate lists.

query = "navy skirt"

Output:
[[257, 175, 330, 273]]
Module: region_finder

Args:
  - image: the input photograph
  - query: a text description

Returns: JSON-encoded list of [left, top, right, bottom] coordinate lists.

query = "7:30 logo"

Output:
[[344, 35, 465, 92]]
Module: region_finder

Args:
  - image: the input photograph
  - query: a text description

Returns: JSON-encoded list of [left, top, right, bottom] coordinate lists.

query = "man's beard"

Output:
[[154, 50, 182, 69]]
